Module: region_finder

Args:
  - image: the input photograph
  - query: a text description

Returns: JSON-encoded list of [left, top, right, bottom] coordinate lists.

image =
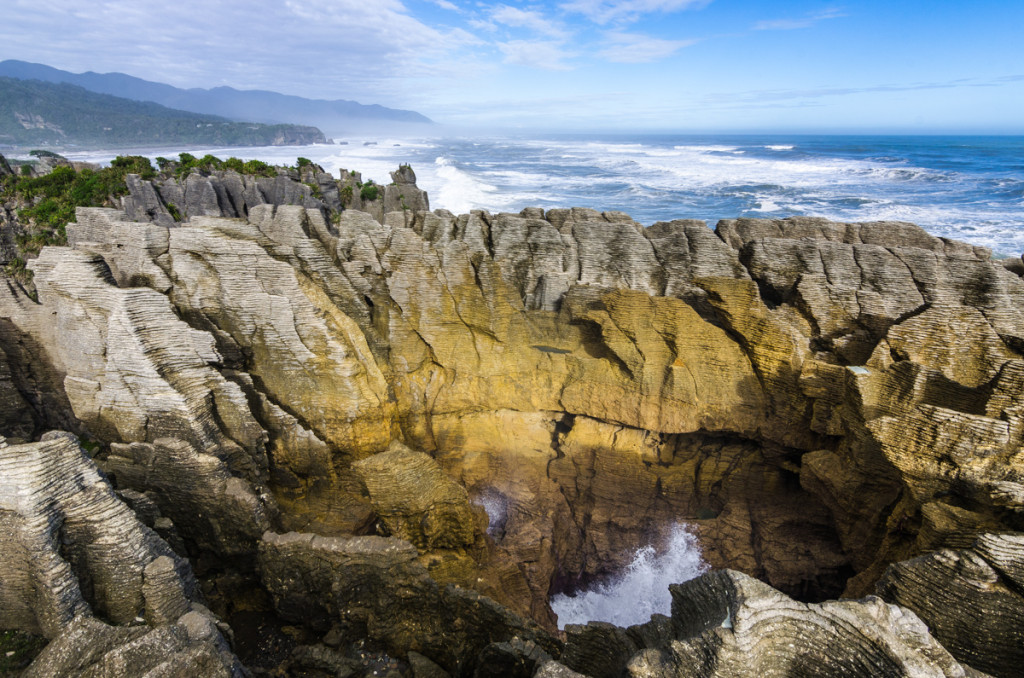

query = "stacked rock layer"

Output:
[[1, 167, 1022, 676]]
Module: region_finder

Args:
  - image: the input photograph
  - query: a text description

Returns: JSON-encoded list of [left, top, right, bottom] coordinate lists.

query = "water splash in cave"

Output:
[[550, 524, 708, 629]]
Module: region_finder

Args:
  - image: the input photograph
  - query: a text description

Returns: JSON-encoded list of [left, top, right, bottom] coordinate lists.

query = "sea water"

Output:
[[549, 524, 707, 629], [55, 133, 1024, 257]]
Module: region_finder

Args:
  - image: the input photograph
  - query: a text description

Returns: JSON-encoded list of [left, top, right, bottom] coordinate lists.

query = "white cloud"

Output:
[[498, 40, 576, 70], [560, 0, 712, 24], [599, 31, 696, 63], [753, 8, 845, 31], [432, 0, 460, 10], [0, 0, 484, 105], [491, 5, 568, 38]]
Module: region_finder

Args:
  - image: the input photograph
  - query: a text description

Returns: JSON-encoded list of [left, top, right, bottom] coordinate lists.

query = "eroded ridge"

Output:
[[2, 174, 1023, 676]]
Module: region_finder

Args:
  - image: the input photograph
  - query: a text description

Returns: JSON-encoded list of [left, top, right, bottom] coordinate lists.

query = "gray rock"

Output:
[[877, 535, 1024, 678], [122, 174, 176, 227], [625, 569, 978, 678], [535, 661, 590, 678]]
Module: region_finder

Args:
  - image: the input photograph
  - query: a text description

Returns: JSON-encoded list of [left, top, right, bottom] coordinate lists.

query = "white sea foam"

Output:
[[752, 198, 783, 212], [672, 145, 740, 153], [56, 135, 1024, 256], [472, 491, 508, 536], [550, 524, 707, 629], [433, 156, 501, 214]]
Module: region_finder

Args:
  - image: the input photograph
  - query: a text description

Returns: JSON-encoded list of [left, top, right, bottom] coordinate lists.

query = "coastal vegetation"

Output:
[[359, 179, 380, 202], [2, 155, 155, 278], [0, 153, 316, 282]]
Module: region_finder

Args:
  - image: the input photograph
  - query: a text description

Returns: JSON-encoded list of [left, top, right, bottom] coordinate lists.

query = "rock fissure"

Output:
[[2, 161, 1024, 676]]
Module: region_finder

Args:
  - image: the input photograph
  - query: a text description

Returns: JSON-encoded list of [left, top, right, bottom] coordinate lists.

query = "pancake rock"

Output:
[[0, 432, 245, 676], [620, 570, 984, 678], [1, 162, 1023, 676]]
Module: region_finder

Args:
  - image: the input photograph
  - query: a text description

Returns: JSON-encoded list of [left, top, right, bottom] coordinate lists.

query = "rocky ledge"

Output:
[[1, 163, 1023, 677]]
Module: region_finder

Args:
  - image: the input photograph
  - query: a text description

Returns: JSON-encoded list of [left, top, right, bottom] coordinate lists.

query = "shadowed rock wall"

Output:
[[1, 173, 1023, 676]]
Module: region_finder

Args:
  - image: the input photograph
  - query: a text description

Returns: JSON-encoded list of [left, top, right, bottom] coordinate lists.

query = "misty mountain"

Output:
[[0, 77, 325, 147], [0, 60, 434, 131]]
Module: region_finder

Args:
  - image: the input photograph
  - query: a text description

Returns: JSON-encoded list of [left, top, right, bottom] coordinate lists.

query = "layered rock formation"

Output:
[[118, 162, 429, 227], [0, 433, 246, 676], [1, 163, 1023, 676]]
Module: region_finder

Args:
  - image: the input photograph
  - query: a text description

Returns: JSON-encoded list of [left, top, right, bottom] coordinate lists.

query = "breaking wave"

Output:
[[550, 524, 708, 629]]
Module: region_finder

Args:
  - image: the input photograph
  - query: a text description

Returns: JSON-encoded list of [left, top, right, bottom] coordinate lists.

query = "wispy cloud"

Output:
[[599, 31, 696, 63], [491, 5, 568, 38], [753, 8, 845, 31], [498, 40, 576, 70], [0, 0, 483, 103], [561, 0, 712, 25], [432, 0, 460, 10]]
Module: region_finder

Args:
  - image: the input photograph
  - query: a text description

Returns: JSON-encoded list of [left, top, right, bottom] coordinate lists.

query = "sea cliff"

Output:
[[0, 157, 1022, 677]]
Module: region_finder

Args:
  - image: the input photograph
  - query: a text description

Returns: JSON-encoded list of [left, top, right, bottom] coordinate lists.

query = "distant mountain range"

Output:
[[0, 60, 434, 131], [0, 77, 326, 148]]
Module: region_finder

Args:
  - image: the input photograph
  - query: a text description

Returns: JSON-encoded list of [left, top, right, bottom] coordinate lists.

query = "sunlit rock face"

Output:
[[2, 170, 1023, 676]]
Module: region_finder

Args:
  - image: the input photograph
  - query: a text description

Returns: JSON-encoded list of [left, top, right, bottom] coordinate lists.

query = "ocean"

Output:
[[54, 134, 1024, 257]]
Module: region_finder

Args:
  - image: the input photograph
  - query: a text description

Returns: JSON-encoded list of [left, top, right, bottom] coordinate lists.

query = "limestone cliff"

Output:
[[1, 163, 1022, 677]]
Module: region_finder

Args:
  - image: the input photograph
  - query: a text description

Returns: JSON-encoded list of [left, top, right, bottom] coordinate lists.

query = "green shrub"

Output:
[[242, 159, 274, 177], [340, 185, 353, 206], [109, 155, 155, 179], [7, 156, 166, 271], [296, 157, 312, 168], [360, 181, 379, 202]]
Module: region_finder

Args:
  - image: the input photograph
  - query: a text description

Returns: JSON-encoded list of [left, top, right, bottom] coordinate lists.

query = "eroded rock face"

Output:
[[257, 531, 560, 675], [0, 433, 245, 676], [876, 534, 1024, 678], [1, 178, 1023, 676], [621, 570, 980, 678]]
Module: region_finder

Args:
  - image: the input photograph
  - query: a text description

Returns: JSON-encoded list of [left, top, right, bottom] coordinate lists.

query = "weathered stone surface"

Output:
[[3, 168, 1024, 676], [352, 441, 478, 550], [535, 661, 591, 678], [622, 569, 979, 678], [0, 432, 245, 676], [122, 174, 177, 227], [23, 611, 246, 678], [257, 531, 560, 675], [877, 535, 1024, 678], [69, 207, 172, 290], [9, 246, 276, 556], [0, 433, 194, 635]]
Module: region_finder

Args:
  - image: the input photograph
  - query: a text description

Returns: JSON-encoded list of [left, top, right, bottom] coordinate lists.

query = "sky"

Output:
[[3, 0, 1023, 132]]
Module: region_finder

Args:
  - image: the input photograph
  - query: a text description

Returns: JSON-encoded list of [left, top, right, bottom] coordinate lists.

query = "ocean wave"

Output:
[[672, 144, 741, 153], [550, 524, 707, 629], [432, 155, 499, 214], [60, 135, 1024, 256]]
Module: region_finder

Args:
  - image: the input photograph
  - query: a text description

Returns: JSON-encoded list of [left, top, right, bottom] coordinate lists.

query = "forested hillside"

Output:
[[0, 78, 326, 147]]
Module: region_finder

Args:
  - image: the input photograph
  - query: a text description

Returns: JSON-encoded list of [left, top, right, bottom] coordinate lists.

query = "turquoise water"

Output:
[[60, 134, 1024, 256]]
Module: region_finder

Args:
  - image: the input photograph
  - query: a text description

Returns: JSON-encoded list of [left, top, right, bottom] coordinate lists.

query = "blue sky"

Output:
[[3, 0, 1023, 132]]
